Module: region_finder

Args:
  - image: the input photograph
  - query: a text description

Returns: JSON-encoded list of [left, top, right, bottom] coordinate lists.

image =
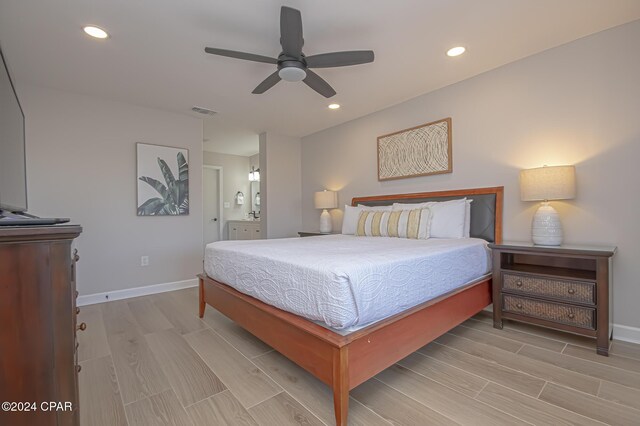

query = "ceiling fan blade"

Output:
[[303, 70, 336, 98], [252, 71, 282, 94], [280, 6, 304, 58], [205, 47, 277, 64], [306, 50, 375, 68]]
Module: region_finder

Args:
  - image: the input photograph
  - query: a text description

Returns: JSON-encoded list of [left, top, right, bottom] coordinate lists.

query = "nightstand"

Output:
[[298, 231, 335, 237], [489, 241, 616, 356]]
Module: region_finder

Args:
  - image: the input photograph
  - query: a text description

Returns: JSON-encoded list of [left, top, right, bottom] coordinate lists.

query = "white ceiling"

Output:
[[1, 1, 639, 138], [203, 116, 259, 156]]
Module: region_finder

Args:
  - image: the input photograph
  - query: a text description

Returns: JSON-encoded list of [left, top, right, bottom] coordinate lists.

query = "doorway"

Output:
[[203, 165, 223, 248], [202, 116, 261, 242]]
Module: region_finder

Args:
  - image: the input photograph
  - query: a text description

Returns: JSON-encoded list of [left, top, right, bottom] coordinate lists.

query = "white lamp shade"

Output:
[[520, 165, 576, 201], [314, 190, 338, 209]]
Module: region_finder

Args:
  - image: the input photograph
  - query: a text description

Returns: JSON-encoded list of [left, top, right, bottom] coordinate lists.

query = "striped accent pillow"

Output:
[[355, 208, 432, 239]]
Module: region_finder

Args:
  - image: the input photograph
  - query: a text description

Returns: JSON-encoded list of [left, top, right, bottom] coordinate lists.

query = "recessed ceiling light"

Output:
[[83, 26, 109, 39], [328, 103, 340, 110], [446, 46, 466, 57]]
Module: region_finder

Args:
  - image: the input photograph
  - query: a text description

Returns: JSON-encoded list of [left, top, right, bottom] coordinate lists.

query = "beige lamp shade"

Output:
[[314, 190, 338, 209], [520, 165, 576, 201]]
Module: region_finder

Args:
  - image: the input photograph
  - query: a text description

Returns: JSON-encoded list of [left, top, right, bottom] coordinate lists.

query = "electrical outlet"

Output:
[[141, 256, 149, 266], [223, 202, 230, 208]]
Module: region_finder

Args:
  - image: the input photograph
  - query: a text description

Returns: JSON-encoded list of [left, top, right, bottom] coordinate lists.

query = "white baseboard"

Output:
[[613, 324, 640, 345], [77, 278, 198, 306]]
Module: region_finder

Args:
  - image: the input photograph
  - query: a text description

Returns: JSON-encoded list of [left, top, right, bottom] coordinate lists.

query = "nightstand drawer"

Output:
[[502, 273, 595, 305], [503, 294, 595, 330]]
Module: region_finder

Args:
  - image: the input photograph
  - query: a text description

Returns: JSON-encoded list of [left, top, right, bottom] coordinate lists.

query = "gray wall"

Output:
[[260, 132, 302, 239], [21, 85, 204, 296], [301, 21, 640, 329]]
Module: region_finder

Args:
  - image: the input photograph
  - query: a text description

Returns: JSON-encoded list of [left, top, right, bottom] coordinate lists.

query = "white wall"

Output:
[[249, 153, 259, 169], [301, 21, 640, 329], [259, 132, 302, 239], [203, 151, 251, 239], [21, 85, 204, 297]]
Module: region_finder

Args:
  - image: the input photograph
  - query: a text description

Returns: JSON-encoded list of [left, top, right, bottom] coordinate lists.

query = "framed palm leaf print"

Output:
[[136, 143, 189, 216]]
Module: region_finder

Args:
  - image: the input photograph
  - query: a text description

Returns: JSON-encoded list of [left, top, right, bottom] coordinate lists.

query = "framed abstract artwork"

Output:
[[377, 117, 452, 181], [136, 143, 189, 216]]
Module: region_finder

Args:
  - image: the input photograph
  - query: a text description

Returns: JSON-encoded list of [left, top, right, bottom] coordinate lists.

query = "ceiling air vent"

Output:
[[191, 106, 217, 116]]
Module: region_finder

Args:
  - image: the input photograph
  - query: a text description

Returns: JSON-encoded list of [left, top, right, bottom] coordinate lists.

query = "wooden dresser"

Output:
[[489, 241, 616, 355], [0, 225, 83, 425]]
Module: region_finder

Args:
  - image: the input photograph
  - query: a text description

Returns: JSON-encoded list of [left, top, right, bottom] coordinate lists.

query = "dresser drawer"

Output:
[[502, 272, 595, 305], [503, 294, 595, 330]]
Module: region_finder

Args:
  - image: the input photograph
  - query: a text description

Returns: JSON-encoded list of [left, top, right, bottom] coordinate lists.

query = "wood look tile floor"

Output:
[[79, 288, 640, 425]]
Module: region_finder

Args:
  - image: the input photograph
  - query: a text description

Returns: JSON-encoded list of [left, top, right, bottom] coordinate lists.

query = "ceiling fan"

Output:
[[204, 6, 374, 98]]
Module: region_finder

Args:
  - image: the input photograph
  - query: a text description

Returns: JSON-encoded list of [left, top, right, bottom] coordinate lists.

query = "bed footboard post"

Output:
[[198, 276, 206, 318], [332, 346, 349, 426]]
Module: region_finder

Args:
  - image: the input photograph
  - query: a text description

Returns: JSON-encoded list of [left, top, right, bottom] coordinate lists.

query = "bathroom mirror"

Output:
[[250, 180, 260, 218]]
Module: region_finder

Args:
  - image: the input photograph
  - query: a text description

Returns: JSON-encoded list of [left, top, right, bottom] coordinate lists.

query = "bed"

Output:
[[198, 186, 503, 425]]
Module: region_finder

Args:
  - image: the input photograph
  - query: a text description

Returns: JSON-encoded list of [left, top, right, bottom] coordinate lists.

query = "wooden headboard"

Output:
[[352, 186, 503, 243]]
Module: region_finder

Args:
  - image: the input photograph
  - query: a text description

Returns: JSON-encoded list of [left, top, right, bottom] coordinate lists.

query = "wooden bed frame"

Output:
[[199, 186, 503, 425]]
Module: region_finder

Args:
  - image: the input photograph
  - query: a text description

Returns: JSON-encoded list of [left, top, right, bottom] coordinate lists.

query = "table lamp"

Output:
[[520, 165, 576, 246], [314, 190, 338, 233]]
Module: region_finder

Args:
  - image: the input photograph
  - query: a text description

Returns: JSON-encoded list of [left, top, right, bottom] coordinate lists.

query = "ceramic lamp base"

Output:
[[319, 209, 332, 233], [531, 202, 563, 246]]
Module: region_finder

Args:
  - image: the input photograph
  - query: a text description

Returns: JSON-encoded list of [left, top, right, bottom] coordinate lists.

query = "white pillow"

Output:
[[464, 200, 471, 238], [393, 198, 467, 239], [341, 204, 392, 235], [358, 204, 392, 211]]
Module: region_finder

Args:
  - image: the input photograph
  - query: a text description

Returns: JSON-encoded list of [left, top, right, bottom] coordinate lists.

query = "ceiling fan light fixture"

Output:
[[278, 67, 307, 82]]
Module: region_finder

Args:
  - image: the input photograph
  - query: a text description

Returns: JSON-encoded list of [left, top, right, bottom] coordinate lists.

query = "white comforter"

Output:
[[204, 235, 491, 330]]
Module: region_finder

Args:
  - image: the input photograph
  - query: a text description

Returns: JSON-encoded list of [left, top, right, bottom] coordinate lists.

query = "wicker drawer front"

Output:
[[503, 294, 595, 329], [502, 273, 595, 305]]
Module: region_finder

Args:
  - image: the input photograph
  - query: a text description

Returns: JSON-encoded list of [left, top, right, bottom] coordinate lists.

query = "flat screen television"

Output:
[[0, 47, 68, 225], [0, 46, 27, 213]]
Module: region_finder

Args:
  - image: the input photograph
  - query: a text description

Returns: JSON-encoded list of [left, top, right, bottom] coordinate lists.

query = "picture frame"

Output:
[[377, 117, 452, 181], [136, 142, 189, 216]]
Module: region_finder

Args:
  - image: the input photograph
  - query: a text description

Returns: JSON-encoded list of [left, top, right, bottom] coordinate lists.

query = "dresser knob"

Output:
[[568, 312, 575, 319], [516, 280, 523, 287], [516, 303, 523, 309], [568, 288, 576, 295], [76, 365, 81, 373], [76, 307, 80, 315], [75, 290, 79, 299], [77, 322, 87, 331]]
